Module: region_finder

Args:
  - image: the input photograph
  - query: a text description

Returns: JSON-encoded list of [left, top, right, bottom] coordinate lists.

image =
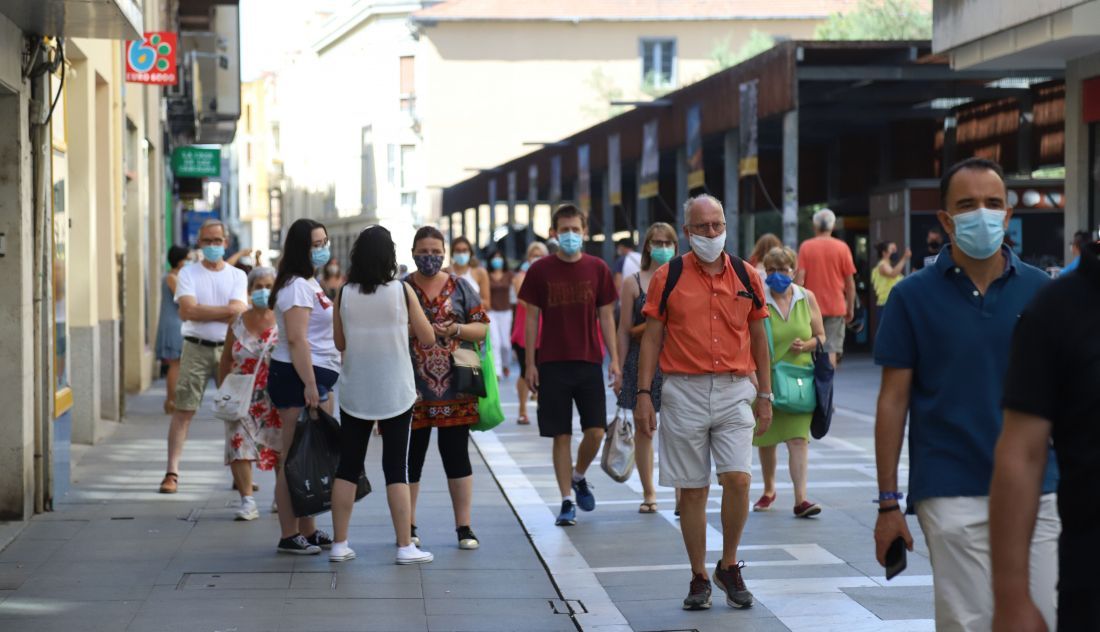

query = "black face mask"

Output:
[[927, 240, 942, 254]]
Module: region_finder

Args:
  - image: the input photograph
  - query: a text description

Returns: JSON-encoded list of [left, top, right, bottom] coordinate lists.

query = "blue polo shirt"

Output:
[[874, 245, 1058, 508]]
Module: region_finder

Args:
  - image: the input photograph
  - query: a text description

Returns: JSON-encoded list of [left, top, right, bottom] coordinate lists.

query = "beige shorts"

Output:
[[822, 316, 847, 354], [175, 339, 223, 412], [658, 373, 757, 488]]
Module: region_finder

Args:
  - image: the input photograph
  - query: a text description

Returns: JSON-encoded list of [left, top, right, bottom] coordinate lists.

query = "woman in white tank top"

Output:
[[329, 226, 436, 565]]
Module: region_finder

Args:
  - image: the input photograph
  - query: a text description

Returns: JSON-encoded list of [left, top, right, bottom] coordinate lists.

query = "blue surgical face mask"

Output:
[[490, 258, 504, 270], [453, 252, 470, 266], [951, 208, 1006, 260], [520, 261, 531, 272], [765, 272, 793, 294], [650, 245, 675, 265], [558, 232, 583, 256], [202, 245, 225, 262], [251, 288, 271, 307], [311, 246, 331, 268]]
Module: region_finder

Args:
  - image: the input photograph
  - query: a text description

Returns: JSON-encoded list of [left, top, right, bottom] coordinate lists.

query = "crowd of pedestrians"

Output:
[[149, 155, 1096, 629]]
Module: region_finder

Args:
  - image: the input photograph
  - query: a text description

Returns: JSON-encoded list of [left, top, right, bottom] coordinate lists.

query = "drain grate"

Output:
[[547, 599, 587, 615], [177, 572, 336, 591]]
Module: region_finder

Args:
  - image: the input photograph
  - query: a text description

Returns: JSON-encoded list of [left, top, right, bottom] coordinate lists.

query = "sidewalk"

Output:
[[0, 383, 577, 632]]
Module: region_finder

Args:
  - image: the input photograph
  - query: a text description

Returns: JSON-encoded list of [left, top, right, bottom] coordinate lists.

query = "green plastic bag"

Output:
[[473, 336, 505, 431]]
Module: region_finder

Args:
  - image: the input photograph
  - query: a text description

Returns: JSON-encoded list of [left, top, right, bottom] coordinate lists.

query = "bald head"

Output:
[[684, 194, 724, 225]]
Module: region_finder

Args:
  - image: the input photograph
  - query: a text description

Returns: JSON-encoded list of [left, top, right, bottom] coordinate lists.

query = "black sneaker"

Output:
[[713, 560, 753, 609], [412, 524, 420, 547], [457, 526, 479, 550], [277, 534, 321, 555], [555, 500, 577, 526], [305, 529, 334, 550], [682, 573, 712, 610]]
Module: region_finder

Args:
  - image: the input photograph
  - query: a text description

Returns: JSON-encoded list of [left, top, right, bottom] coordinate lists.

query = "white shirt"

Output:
[[337, 281, 417, 420], [458, 269, 480, 295], [621, 251, 642, 280], [272, 277, 341, 372], [174, 262, 248, 342]]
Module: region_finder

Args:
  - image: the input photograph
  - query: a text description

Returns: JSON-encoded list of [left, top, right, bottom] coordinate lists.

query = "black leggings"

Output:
[[407, 425, 473, 484], [336, 408, 412, 486]]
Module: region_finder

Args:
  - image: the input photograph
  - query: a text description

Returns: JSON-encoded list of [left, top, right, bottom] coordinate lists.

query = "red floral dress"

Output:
[[224, 316, 281, 470]]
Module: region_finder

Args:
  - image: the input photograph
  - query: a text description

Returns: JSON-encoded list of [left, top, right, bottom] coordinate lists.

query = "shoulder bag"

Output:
[[600, 408, 635, 483], [763, 316, 817, 414], [213, 324, 276, 422]]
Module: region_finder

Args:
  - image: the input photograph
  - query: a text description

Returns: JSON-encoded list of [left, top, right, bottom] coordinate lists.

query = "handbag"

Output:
[[764, 317, 817, 414], [472, 337, 505, 431], [600, 408, 635, 483], [452, 345, 487, 398], [810, 340, 835, 439], [213, 326, 275, 422]]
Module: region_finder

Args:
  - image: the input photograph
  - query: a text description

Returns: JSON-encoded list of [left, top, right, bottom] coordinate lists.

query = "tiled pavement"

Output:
[[0, 356, 934, 631]]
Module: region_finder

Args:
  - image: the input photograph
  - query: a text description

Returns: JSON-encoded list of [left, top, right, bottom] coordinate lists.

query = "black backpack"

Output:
[[657, 254, 762, 316]]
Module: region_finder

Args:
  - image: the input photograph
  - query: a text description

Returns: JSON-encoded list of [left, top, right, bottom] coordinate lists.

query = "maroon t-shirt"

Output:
[[518, 254, 617, 365]]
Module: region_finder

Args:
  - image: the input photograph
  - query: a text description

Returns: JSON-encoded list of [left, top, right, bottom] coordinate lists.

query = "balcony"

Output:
[[0, 0, 143, 39]]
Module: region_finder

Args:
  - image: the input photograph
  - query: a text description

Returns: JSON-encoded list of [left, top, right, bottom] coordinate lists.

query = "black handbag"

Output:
[[810, 340, 835, 439], [451, 345, 487, 398]]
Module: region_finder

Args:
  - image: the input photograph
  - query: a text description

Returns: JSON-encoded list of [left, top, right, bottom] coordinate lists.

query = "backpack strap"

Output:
[[657, 256, 684, 316], [658, 254, 761, 315], [729, 255, 763, 310]]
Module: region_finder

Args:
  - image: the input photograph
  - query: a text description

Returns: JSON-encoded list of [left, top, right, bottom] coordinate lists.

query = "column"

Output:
[[723, 130, 740, 255], [601, 172, 613, 263], [782, 109, 799, 248], [487, 178, 497, 252], [635, 162, 649, 240], [676, 146, 688, 252]]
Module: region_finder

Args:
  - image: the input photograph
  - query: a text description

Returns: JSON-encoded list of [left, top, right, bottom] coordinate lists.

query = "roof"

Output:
[[413, 0, 860, 22]]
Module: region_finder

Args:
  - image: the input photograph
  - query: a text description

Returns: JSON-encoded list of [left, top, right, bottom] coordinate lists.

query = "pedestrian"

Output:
[[329, 225, 436, 565], [616, 222, 677, 514], [520, 204, 620, 527], [160, 221, 248, 494], [613, 237, 642, 294], [406, 226, 489, 551], [870, 241, 911, 326], [155, 245, 190, 415], [1060, 229, 1091, 273], [990, 238, 1098, 632], [921, 227, 945, 269], [486, 251, 514, 379], [267, 218, 341, 555], [748, 233, 782, 278], [216, 266, 281, 522], [873, 157, 1059, 632], [634, 194, 772, 611], [795, 209, 855, 366], [446, 236, 490, 305], [511, 241, 548, 425], [751, 246, 825, 518]]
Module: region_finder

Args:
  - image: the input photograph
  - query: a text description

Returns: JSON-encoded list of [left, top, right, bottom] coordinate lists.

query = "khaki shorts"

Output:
[[175, 339, 224, 412], [658, 373, 757, 488], [822, 316, 847, 354]]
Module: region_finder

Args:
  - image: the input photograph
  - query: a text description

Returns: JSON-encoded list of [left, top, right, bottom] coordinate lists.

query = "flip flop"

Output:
[[638, 502, 658, 514], [517, 415, 530, 425]]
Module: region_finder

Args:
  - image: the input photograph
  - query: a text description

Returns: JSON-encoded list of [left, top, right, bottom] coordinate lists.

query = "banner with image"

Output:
[[608, 133, 622, 206], [686, 104, 704, 189], [639, 120, 659, 199], [739, 80, 759, 178]]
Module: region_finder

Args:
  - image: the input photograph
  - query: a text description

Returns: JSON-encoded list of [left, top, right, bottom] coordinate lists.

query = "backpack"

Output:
[[658, 254, 762, 316]]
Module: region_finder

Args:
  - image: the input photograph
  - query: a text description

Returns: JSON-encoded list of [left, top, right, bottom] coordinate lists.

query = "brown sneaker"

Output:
[[159, 473, 178, 494]]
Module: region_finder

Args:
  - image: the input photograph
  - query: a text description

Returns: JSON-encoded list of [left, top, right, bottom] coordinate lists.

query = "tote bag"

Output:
[[472, 337, 505, 431]]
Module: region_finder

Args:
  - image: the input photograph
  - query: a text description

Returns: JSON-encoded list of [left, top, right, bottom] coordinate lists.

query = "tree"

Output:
[[710, 30, 776, 72], [814, 0, 932, 40]]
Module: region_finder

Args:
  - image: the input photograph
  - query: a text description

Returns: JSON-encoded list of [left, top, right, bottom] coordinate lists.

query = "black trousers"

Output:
[[336, 408, 412, 486], [407, 425, 473, 484]]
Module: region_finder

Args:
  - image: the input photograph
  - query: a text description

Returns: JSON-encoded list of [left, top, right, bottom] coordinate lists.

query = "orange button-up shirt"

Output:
[[642, 252, 769, 376]]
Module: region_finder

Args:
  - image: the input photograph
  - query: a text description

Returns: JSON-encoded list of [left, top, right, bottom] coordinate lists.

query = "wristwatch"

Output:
[[757, 392, 774, 402]]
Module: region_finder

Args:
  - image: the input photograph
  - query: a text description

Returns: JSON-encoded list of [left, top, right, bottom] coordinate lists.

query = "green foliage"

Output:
[[814, 0, 932, 40], [710, 30, 776, 72], [582, 68, 628, 121], [640, 70, 674, 99]]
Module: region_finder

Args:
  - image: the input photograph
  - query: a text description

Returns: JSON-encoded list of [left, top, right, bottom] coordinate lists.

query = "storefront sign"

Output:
[[686, 104, 704, 189], [126, 32, 178, 85], [608, 134, 622, 206], [739, 80, 759, 178], [640, 120, 659, 199], [577, 144, 591, 214], [171, 146, 221, 178]]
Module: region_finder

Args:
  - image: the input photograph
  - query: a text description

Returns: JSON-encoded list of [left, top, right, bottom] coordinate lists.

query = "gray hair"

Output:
[[813, 208, 836, 232], [683, 194, 724, 224], [198, 218, 227, 237], [247, 265, 276, 289]]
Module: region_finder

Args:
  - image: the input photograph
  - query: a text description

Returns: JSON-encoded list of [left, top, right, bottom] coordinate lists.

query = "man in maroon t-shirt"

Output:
[[520, 204, 621, 527]]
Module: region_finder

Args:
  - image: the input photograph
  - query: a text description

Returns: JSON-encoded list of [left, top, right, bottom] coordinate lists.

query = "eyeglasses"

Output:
[[687, 222, 726, 234]]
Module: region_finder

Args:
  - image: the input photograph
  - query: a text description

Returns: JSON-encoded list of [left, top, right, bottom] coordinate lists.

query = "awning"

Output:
[[0, 0, 143, 40]]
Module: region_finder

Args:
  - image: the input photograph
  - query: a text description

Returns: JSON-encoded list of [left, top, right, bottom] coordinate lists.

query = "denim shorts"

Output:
[[266, 359, 339, 410]]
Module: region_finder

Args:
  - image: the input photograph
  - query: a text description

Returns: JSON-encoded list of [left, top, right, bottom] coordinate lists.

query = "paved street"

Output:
[[0, 356, 932, 631]]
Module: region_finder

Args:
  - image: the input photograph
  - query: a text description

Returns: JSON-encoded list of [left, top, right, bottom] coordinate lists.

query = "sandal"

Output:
[[638, 502, 658, 514], [517, 415, 530, 425], [159, 472, 179, 494]]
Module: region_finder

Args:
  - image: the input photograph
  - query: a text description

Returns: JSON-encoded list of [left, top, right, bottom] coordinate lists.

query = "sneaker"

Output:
[[555, 500, 577, 526], [277, 534, 321, 555], [305, 529, 334, 550], [457, 526, 479, 550], [234, 497, 259, 521], [329, 542, 356, 562], [682, 573, 712, 610], [572, 478, 595, 512], [396, 544, 434, 565], [793, 500, 822, 518], [713, 560, 754, 609], [752, 493, 777, 512], [270, 500, 278, 514]]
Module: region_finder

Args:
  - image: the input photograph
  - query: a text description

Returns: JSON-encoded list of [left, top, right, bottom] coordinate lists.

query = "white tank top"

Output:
[[337, 281, 417, 420], [458, 269, 480, 295]]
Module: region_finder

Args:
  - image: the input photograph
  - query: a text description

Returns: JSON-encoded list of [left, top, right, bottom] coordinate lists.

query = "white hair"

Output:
[[247, 265, 276, 289], [683, 194, 724, 224], [199, 218, 227, 237], [813, 208, 836, 232]]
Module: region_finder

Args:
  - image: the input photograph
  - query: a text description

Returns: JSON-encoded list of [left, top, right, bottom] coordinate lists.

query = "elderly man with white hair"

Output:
[[634, 194, 772, 612], [794, 208, 856, 366]]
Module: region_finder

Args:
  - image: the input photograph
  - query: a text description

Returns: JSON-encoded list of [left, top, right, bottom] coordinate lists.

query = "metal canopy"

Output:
[[0, 0, 143, 39]]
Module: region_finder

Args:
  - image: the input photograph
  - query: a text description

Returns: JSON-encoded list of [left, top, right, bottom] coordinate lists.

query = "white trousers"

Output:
[[487, 310, 513, 377], [916, 494, 1060, 632]]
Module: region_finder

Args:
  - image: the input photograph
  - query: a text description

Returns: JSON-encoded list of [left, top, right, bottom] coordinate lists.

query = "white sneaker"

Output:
[[395, 544, 434, 565], [235, 497, 259, 521], [329, 541, 356, 562], [270, 500, 278, 513]]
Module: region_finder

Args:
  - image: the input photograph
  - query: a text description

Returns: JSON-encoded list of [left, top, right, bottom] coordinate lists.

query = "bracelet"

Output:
[[636, 389, 652, 397], [453, 323, 462, 339], [876, 491, 905, 503], [878, 504, 901, 515]]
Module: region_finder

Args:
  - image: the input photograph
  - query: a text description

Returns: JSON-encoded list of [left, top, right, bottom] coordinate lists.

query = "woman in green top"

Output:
[[752, 247, 827, 518]]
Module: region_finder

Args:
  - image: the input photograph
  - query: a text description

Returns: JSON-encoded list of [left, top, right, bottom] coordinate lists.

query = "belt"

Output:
[[184, 336, 223, 348]]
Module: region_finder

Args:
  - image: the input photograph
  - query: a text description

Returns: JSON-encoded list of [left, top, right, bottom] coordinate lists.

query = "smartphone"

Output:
[[885, 536, 907, 580]]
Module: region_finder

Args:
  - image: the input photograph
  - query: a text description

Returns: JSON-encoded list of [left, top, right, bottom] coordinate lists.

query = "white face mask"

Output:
[[689, 231, 726, 263]]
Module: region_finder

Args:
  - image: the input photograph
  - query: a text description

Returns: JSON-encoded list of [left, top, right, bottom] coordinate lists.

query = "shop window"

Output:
[[641, 39, 676, 89]]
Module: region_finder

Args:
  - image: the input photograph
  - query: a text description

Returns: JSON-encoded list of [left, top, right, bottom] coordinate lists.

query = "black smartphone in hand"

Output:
[[885, 536, 907, 580]]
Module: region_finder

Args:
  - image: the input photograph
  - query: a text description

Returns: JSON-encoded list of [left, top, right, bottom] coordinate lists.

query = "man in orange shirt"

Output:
[[795, 208, 856, 366], [635, 194, 773, 612]]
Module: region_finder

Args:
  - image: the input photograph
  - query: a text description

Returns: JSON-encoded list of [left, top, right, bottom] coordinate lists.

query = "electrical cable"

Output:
[[44, 39, 64, 126], [754, 172, 781, 213]]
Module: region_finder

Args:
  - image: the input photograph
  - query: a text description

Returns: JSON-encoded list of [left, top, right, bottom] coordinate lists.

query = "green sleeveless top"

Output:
[[766, 285, 814, 370]]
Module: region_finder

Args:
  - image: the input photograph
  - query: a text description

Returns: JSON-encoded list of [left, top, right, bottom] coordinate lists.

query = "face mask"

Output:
[[453, 252, 470, 266], [520, 261, 531, 272], [311, 246, 331, 268], [689, 231, 726, 263], [765, 272, 793, 294], [951, 208, 1006, 260], [490, 258, 504, 270], [558, 232, 583, 256], [202, 245, 225, 262], [251, 288, 271, 307], [650, 245, 675, 265], [927, 240, 942, 254], [414, 254, 444, 276]]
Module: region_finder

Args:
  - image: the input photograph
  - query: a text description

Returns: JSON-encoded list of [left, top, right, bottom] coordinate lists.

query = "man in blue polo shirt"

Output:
[[872, 157, 1060, 632]]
